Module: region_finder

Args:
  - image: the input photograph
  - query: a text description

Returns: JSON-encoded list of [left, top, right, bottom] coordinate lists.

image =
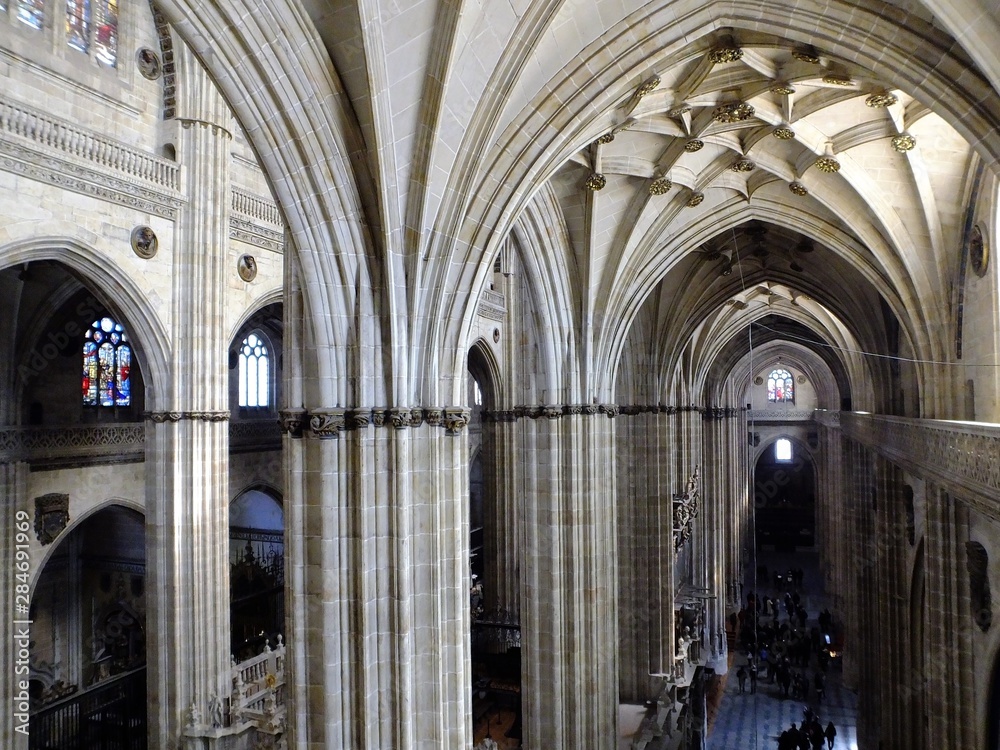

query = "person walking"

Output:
[[825, 721, 837, 749], [736, 665, 747, 694]]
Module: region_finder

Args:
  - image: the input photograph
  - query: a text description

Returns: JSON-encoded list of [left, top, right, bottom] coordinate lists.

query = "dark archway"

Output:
[[29, 504, 147, 749], [229, 489, 285, 660], [753, 438, 817, 551]]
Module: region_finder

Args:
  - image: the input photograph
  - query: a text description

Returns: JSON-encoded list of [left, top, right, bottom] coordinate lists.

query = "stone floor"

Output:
[[705, 549, 859, 750]]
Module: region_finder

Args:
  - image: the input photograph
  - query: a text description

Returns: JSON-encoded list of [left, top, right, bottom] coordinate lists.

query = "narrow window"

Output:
[[767, 368, 795, 403], [82, 317, 131, 407], [775, 438, 792, 462], [65, 0, 91, 53], [93, 0, 118, 67], [238, 332, 270, 407], [16, 0, 45, 30]]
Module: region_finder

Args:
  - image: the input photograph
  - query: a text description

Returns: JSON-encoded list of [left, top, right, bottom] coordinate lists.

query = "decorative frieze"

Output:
[[477, 289, 507, 321], [230, 217, 284, 254], [145, 411, 230, 423], [836, 413, 1000, 521]]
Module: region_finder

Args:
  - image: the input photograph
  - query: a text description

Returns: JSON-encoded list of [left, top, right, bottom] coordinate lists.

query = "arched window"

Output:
[[238, 332, 270, 408], [767, 368, 794, 403], [82, 317, 131, 406]]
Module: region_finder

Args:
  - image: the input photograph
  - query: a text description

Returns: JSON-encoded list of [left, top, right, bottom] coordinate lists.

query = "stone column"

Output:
[[521, 408, 618, 748], [282, 406, 473, 749], [923, 485, 976, 750], [699, 410, 727, 670], [145, 43, 232, 747], [649, 408, 677, 680]]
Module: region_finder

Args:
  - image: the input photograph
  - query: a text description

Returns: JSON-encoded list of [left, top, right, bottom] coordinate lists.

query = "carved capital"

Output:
[[582, 404, 599, 415], [410, 408, 425, 427], [372, 409, 387, 427], [144, 410, 229, 423], [387, 408, 410, 429], [278, 409, 307, 438], [346, 409, 371, 430], [563, 404, 584, 416], [309, 409, 346, 439], [599, 404, 620, 418], [444, 408, 470, 435], [541, 405, 562, 420], [424, 408, 444, 427]]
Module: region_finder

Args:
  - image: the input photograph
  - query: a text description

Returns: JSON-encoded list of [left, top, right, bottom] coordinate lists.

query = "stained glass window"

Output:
[[16, 0, 45, 29], [767, 368, 794, 403], [66, 0, 90, 53], [238, 332, 270, 407], [83, 317, 130, 407], [93, 0, 117, 67]]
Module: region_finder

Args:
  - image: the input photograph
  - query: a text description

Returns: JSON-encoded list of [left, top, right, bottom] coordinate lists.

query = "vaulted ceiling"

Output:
[[162, 0, 1000, 413]]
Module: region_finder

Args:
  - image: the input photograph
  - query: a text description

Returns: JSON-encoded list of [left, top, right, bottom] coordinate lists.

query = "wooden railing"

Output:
[[231, 636, 286, 733], [29, 667, 146, 750]]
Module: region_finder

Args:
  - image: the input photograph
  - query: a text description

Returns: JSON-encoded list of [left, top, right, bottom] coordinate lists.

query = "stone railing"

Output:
[[835, 413, 1000, 521], [231, 636, 286, 734], [0, 96, 180, 190], [231, 187, 283, 227]]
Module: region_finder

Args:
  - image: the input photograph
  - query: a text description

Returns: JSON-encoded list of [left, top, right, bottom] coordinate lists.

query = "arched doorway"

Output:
[[29, 504, 147, 749], [753, 437, 817, 551]]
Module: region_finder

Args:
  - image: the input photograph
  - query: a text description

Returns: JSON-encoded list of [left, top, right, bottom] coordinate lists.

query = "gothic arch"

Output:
[[0, 241, 170, 410]]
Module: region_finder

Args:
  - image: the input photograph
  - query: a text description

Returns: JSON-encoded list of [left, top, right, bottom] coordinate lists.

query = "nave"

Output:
[[707, 551, 859, 750]]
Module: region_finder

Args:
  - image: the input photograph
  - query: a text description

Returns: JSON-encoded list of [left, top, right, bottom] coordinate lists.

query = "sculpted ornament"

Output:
[[672, 467, 701, 552], [278, 409, 306, 437], [34, 493, 70, 545], [347, 409, 371, 430], [444, 409, 470, 435], [309, 409, 345, 439]]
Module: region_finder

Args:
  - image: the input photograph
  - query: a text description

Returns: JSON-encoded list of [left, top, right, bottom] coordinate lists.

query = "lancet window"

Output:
[[82, 316, 131, 407]]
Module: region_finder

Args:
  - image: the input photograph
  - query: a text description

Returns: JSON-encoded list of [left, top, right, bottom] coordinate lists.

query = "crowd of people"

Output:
[[728, 565, 843, 749]]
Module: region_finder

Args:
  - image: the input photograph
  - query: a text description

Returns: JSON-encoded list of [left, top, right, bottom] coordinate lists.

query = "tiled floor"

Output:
[[706, 550, 859, 750]]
